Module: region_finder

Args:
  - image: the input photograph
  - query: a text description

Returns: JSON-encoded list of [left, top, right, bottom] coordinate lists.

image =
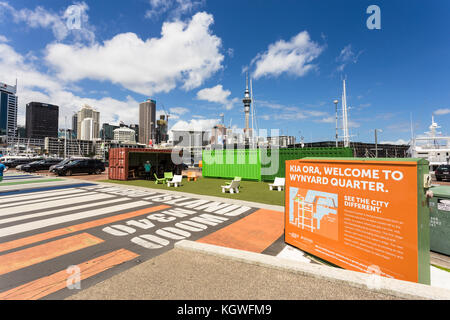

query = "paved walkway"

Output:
[[67, 247, 400, 300], [2, 172, 450, 300]]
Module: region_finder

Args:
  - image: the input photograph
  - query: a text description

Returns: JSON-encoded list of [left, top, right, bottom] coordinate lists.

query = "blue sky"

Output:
[[0, 0, 449, 144]]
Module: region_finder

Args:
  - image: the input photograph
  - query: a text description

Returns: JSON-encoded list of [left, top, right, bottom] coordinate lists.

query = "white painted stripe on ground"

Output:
[[276, 245, 311, 264], [0, 193, 115, 216], [0, 188, 86, 203], [0, 181, 81, 192], [0, 197, 129, 225], [431, 266, 450, 291], [0, 201, 151, 238], [0, 190, 89, 209]]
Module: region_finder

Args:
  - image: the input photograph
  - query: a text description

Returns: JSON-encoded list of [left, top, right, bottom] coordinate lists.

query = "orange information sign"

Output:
[[285, 158, 430, 284]]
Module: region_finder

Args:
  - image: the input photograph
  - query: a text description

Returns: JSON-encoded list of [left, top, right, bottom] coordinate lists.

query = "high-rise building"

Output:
[[113, 127, 136, 143], [77, 104, 100, 140], [25, 102, 59, 139], [129, 124, 139, 142], [80, 117, 95, 141], [100, 123, 119, 140], [211, 124, 227, 145], [72, 113, 78, 137], [156, 115, 168, 144], [0, 81, 18, 137], [139, 99, 156, 145]]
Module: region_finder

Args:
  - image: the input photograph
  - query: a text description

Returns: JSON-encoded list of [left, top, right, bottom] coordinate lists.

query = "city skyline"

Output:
[[0, 1, 449, 144]]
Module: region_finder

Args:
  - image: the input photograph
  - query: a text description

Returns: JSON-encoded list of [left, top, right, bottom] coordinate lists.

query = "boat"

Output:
[[409, 116, 450, 171]]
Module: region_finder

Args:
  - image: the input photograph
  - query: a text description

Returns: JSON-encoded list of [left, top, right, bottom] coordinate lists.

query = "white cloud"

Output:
[[145, 0, 205, 19], [315, 116, 335, 123], [251, 31, 324, 79], [45, 12, 224, 96], [336, 44, 363, 72], [196, 85, 238, 110], [0, 1, 95, 43], [0, 42, 139, 128], [380, 139, 409, 145], [169, 118, 219, 140], [170, 107, 189, 115], [257, 100, 329, 121], [0, 35, 8, 42], [434, 108, 450, 115]]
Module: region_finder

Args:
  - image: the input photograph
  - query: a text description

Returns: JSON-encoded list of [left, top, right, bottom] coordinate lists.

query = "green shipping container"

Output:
[[261, 147, 353, 181], [202, 147, 353, 181], [202, 149, 261, 181]]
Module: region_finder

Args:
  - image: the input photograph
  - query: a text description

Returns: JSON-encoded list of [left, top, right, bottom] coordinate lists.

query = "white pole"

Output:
[[342, 79, 349, 147], [250, 77, 254, 148], [64, 116, 67, 159]]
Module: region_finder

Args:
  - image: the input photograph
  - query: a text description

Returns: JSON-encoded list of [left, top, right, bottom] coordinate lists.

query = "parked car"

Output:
[[55, 159, 105, 176], [49, 157, 89, 173], [435, 165, 450, 181], [22, 158, 63, 172], [3, 157, 42, 169]]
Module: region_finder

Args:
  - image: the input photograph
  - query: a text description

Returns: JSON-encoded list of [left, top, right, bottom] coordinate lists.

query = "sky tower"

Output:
[[243, 72, 252, 137]]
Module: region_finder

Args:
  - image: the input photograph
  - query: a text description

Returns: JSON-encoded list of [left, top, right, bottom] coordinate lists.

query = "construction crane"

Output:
[[160, 103, 170, 123]]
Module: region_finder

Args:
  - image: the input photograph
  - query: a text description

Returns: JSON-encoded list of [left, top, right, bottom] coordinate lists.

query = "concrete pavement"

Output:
[[2, 172, 450, 300], [67, 244, 400, 300], [67, 240, 450, 300]]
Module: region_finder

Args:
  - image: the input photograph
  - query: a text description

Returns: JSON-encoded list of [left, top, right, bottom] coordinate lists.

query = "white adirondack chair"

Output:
[[221, 179, 240, 193], [269, 177, 285, 191], [167, 174, 183, 187]]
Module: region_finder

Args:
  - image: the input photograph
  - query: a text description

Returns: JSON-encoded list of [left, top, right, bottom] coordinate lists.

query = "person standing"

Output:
[[0, 162, 8, 183], [144, 161, 151, 180]]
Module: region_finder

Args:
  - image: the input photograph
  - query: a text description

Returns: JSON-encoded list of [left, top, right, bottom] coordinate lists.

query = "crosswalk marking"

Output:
[[0, 179, 260, 300], [0, 193, 116, 217], [0, 201, 151, 238], [0, 188, 87, 204], [0, 205, 170, 253], [0, 198, 128, 225], [0, 248, 139, 300], [0, 192, 91, 210], [0, 233, 104, 276]]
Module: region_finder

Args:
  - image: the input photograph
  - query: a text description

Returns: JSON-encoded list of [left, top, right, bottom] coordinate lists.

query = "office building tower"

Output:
[[139, 99, 156, 145], [129, 124, 139, 142], [113, 127, 136, 143], [72, 113, 78, 137], [100, 123, 119, 140], [25, 102, 59, 139], [77, 104, 100, 140], [156, 115, 168, 144], [0, 81, 18, 137], [80, 117, 95, 140]]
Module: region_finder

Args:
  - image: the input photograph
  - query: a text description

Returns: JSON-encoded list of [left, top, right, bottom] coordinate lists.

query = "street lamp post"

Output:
[[333, 99, 339, 147], [374, 129, 383, 158]]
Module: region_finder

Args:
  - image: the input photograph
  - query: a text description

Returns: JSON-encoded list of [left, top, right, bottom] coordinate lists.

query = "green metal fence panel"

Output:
[[261, 147, 353, 181], [202, 149, 261, 181], [429, 186, 450, 256]]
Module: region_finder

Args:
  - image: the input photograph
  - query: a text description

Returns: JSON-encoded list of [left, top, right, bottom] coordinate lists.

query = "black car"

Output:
[[4, 158, 42, 168], [22, 158, 63, 172], [435, 165, 450, 181], [55, 159, 105, 176], [49, 157, 89, 173]]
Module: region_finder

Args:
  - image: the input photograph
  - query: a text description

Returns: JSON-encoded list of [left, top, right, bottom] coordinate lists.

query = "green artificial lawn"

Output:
[[432, 264, 450, 273], [100, 177, 285, 207]]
